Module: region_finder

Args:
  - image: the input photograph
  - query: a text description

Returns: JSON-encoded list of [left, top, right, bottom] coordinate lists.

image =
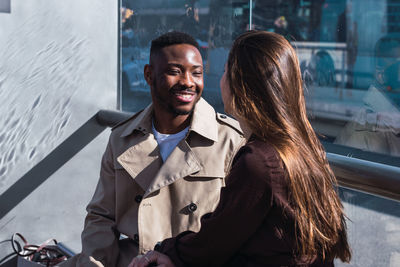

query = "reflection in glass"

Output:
[[334, 34, 400, 156], [248, 0, 400, 159], [338, 187, 400, 266], [119, 1, 400, 265], [120, 0, 400, 160], [121, 0, 250, 113], [0, 0, 11, 13]]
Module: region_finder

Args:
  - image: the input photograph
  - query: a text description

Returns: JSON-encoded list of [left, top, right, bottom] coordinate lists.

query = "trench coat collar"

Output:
[[119, 97, 218, 142], [189, 97, 219, 142], [117, 97, 219, 194], [120, 104, 153, 138], [118, 133, 202, 196], [145, 140, 201, 197]]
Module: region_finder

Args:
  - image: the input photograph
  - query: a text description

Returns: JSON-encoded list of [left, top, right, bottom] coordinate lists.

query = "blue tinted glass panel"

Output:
[[120, 0, 250, 113], [250, 0, 400, 160], [337, 188, 400, 266], [0, 0, 11, 13], [119, 2, 400, 266], [121, 0, 400, 161]]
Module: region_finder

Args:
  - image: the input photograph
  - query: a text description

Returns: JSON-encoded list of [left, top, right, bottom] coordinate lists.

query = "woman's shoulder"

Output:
[[242, 136, 281, 163], [232, 136, 284, 178]]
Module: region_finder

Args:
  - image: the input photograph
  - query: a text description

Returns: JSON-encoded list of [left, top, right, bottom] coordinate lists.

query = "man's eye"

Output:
[[193, 72, 203, 76], [168, 69, 180, 75]]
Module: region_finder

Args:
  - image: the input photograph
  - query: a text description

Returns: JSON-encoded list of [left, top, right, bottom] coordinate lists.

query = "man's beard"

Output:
[[169, 104, 195, 116]]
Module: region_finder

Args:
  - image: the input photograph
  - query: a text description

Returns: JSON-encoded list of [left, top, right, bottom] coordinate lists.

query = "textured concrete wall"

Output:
[[0, 0, 117, 255]]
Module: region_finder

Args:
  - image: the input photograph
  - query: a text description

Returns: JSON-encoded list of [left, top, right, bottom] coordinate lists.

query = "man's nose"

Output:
[[179, 72, 195, 88]]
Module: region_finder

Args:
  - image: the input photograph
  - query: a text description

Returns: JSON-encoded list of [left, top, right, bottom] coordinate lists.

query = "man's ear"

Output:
[[144, 64, 152, 86]]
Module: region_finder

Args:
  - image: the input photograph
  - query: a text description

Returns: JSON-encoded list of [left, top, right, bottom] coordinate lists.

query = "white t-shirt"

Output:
[[152, 121, 189, 162]]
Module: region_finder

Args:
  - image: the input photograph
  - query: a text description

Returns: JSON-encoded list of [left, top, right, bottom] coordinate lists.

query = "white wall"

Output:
[[0, 0, 117, 255]]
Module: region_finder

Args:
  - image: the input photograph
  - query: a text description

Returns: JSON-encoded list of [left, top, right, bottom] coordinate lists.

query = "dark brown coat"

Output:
[[157, 137, 334, 267]]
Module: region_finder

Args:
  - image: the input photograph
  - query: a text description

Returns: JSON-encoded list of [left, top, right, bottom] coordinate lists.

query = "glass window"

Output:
[[251, 0, 400, 161], [338, 187, 400, 266], [120, 0, 250, 113], [0, 0, 11, 13], [119, 1, 400, 266], [250, 0, 400, 160], [120, 0, 400, 162]]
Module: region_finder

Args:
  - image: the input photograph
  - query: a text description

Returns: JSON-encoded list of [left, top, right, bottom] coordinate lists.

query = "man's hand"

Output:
[[128, 250, 175, 267]]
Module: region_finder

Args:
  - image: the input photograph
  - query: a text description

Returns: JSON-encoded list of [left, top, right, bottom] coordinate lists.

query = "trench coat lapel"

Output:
[[117, 98, 217, 195], [116, 104, 163, 192], [145, 139, 201, 197], [144, 98, 218, 197], [117, 133, 162, 192]]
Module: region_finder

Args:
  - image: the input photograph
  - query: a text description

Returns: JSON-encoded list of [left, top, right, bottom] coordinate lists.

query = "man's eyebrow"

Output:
[[167, 63, 183, 68], [167, 63, 203, 69]]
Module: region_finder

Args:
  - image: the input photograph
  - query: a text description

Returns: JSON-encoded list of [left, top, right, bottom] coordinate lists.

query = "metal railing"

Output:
[[1, 109, 399, 220], [328, 153, 400, 201]]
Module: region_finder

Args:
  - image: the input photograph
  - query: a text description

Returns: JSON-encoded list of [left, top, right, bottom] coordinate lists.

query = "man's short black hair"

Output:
[[150, 31, 200, 62]]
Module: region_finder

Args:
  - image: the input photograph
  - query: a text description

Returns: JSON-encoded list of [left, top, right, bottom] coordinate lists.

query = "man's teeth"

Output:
[[176, 93, 193, 100]]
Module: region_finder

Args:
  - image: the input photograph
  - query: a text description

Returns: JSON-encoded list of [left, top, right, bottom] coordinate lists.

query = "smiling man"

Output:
[[145, 36, 204, 135], [63, 32, 244, 267]]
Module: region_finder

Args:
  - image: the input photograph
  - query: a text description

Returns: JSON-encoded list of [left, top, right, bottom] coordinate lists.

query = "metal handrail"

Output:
[[96, 109, 133, 127], [328, 153, 400, 201], [1, 109, 399, 220], [97, 110, 400, 202]]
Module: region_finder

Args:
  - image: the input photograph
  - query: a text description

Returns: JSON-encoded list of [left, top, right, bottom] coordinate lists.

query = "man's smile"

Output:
[[171, 89, 197, 103]]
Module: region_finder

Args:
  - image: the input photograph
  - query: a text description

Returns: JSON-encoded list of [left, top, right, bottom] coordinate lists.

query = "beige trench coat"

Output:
[[62, 98, 244, 267]]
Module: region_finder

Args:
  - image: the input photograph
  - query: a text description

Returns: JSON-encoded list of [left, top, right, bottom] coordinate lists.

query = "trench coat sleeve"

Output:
[[78, 140, 119, 266], [158, 143, 278, 267]]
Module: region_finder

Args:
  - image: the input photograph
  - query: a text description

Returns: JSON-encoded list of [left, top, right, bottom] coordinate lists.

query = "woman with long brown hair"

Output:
[[129, 30, 351, 267]]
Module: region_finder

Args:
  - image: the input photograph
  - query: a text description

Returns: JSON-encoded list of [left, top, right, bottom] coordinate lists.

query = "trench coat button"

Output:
[[154, 242, 162, 251], [135, 195, 143, 203], [134, 234, 139, 242], [219, 114, 227, 119], [188, 203, 197, 213]]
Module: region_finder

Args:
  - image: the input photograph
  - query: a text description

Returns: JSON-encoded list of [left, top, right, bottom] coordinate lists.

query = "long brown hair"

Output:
[[227, 30, 351, 262]]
